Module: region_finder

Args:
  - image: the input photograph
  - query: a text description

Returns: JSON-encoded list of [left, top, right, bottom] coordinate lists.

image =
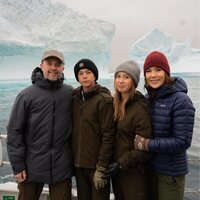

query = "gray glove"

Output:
[[134, 134, 149, 151], [93, 166, 108, 190]]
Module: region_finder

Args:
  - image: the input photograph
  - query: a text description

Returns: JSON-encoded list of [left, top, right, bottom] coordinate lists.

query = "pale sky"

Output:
[[53, 0, 200, 68]]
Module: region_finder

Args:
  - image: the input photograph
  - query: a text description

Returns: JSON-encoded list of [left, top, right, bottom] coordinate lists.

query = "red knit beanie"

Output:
[[143, 51, 170, 76]]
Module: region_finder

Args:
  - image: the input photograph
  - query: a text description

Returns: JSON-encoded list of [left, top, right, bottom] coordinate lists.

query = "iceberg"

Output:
[[0, 0, 115, 79], [129, 29, 200, 73]]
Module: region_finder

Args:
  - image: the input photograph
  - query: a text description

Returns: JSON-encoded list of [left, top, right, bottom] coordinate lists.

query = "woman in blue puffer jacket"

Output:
[[134, 51, 195, 200]]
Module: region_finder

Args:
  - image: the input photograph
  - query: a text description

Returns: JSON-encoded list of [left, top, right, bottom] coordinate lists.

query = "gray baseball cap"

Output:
[[42, 49, 65, 64]]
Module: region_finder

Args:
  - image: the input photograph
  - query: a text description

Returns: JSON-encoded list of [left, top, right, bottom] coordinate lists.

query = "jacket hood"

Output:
[[158, 77, 187, 97], [31, 67, 64, 88], [146, 77, 188, 99]]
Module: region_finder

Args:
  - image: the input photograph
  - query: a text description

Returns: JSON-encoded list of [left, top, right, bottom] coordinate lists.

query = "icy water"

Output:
[[0, 72, 199, 199]]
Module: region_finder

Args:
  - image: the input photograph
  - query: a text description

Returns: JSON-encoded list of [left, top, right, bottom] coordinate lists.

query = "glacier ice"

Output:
[[129, 29, 200, 73], [0, 0, 115, 79], [0, 0, 199, 80]]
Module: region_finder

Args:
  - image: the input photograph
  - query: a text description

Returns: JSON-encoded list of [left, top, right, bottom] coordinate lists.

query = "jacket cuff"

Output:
[[97, 160, 108, 169], [12, 163, 25, 174], [148, 139, 154, 153], [118, 153, 130, 170]]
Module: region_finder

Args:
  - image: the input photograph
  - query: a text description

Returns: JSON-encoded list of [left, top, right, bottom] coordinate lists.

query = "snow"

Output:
[[0, 182, 18, 192], [129, 29, 200, 73]]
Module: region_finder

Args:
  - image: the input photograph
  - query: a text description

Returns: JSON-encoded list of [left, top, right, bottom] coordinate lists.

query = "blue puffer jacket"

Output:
[[146, 77, 195, 176]]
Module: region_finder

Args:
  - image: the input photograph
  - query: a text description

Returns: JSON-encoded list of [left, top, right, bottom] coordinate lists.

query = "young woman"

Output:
[[134, 51, 195, 200], [103, 60, 153, 200]]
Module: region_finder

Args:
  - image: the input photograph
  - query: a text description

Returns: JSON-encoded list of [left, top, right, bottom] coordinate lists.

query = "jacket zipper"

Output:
[[50, 91, 55, 183], [77, 91, 84, 167]]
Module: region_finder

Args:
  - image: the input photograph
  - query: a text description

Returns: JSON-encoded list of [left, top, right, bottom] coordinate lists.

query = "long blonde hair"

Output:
[[113, 79, 136, 121]]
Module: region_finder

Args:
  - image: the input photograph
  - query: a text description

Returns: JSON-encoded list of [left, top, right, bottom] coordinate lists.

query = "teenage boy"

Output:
[[72, 59, 115, 200]]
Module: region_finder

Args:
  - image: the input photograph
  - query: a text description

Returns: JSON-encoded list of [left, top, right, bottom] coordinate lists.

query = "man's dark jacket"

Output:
[[7, 67, 74, 184]]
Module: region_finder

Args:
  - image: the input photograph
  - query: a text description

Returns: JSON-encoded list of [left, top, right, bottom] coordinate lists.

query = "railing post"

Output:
[[0, 140, 2, 167], [0, 134, 10, 166]]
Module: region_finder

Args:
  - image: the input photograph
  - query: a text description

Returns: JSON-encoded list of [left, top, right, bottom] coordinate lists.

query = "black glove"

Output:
[[102, 162, 120, 179]]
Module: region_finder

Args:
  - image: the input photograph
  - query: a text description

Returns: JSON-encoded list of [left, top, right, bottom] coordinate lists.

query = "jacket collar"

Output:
[[31, 67, 64, 89]]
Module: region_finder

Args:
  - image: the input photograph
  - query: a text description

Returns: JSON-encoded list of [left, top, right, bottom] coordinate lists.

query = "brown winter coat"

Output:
[[72, 84, 115, 169], [112, 91, 153, 200]]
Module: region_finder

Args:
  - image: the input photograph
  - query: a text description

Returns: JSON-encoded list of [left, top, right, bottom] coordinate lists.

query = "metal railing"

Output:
[[1, 133, 200, 199], [0, 134, 10, 166]]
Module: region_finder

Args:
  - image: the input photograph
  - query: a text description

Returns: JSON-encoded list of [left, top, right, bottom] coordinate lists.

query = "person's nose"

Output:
[[119, 77, 124, 83], [51, 65, 57, 70], [149, 71, 156, 77], [83, 72, 87, 78]]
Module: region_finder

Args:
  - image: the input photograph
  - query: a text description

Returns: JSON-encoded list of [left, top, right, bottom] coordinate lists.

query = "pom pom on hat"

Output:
[[74, 59, 98, 81], [115, 60, 140, 88], [143, 51, 170, 76]]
